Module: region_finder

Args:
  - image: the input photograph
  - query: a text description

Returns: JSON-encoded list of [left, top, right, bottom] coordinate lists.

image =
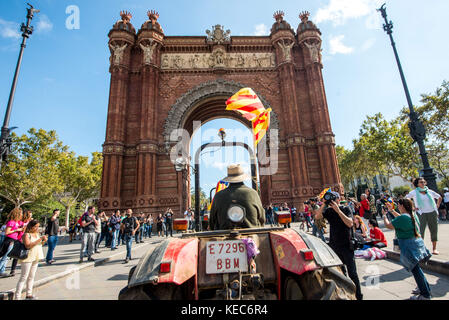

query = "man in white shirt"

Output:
[[406, 177, 442, 255]]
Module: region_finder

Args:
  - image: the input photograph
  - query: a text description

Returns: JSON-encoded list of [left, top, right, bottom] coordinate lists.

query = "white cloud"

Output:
[[0, 18, 21, 39], [329, 35, 354, 55], [36, 14, 53, 34], [315, 0, 383, 27], [253, 23, 268, 36]]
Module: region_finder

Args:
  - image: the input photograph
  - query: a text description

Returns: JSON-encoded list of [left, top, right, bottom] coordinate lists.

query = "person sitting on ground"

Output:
[[209, 164, 265, 230], [367, 219, 387, 248], [353, 215, 368, 241]]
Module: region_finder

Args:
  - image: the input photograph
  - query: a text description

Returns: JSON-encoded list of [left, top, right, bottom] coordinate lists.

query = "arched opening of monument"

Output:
[[188, 117, 260, 212]]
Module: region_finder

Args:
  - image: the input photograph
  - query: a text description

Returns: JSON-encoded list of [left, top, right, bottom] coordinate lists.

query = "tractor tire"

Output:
[[284, 276, 305, 300], [297, 267, 356, 300]]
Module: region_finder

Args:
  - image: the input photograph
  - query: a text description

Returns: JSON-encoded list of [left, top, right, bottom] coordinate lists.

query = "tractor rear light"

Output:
[[301, 249, 314, 261], [160, 261, 171, 273]]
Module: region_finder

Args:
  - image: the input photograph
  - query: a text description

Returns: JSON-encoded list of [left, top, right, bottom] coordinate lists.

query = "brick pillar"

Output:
[[297, 11, 343, 193], [100, 14, 136, 211]]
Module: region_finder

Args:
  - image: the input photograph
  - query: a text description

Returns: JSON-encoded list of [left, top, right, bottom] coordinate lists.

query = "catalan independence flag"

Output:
[[226, 88, 271, 147], [318, 187, 332, 199], [207, 180, 230, 211]]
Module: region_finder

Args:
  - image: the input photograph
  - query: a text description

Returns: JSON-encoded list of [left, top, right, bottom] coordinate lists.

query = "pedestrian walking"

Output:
[[0, 208, 24, 278], [118, 211, 126, 245], [147, 214, 154, 238], [365, 188, 377, 218], [68, 219, 76, 242], [109, 210, 121, 250], [156, 213, 164, 237], [44, 209, 60, 265], [165, 209, 173, 237], [79, 206, 98, 263], [93, 211, 103, 253], [315, 191, 363, 300], [9, 210, 33, 277], [121, 209, 139, 263], [383, 199, 432, 300], [135, 213, 145, 243], [442, 187, 449, 220], [266, 204, 275, 226], [308, 198, 326, 242], [406, 177, 442, 255], [13, 220, 47, 300]]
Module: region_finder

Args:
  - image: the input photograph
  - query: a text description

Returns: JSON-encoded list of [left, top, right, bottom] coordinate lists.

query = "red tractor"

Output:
[[119, 210, 356, 300]]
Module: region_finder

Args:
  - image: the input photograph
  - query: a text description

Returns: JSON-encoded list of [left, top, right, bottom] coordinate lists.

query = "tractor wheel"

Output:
[[297, 267, 356, 300], [284, 276, 305, 300]]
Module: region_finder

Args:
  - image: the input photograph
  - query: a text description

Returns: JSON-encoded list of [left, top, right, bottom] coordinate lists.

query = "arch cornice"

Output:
[[163, 79, 279, 144]]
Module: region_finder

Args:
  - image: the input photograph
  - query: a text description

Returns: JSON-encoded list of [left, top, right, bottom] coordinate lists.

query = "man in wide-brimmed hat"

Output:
[[209, 164, 265, 230]]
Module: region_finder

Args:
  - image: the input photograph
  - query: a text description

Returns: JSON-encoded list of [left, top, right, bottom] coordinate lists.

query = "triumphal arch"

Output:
[[99, 10, 343, 216]]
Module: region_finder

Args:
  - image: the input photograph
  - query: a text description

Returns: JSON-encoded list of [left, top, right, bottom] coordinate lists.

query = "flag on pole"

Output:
[[226, 88, 266, 121], [318, 187, 331, 200], [207, 180, 230, 211], [226, 87, 271, 146]]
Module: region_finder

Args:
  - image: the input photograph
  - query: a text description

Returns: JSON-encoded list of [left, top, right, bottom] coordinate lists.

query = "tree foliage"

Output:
[[0, 129, 67, 208], [0, 129, 103, 226], [338, 81, 449, 192]]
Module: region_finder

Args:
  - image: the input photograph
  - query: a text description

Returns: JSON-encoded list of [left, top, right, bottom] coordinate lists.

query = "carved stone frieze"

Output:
[[160, 52, 275, 70]]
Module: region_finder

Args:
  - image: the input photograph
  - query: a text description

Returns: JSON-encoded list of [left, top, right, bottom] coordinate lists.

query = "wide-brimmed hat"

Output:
[[222, 164, 251, 183]]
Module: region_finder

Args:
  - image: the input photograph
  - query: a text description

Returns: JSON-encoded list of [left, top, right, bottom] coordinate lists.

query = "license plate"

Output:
[[206, 240, 248, 274]]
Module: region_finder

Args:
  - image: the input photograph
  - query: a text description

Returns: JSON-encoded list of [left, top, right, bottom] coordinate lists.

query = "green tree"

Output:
[[418, 80, 449, 142], [357, 113, 419, 181], [427, 142, 449, 188], [0, 129, 67, 208], [54, 151, 103, 228], [190, 187, 208, 210]]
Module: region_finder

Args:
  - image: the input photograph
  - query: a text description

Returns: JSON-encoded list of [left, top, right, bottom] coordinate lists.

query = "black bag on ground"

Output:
[[8, 240, 29, 260]]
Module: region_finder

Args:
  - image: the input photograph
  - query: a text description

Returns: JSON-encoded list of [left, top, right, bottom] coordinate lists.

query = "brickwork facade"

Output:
[[100, 10, 343, 216]]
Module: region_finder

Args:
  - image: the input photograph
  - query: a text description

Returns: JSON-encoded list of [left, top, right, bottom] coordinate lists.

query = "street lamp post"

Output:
[[0, 3, 39, 168], [377, 3, 438, 192]]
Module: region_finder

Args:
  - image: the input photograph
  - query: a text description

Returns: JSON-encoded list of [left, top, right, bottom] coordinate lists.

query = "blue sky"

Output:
[[1, 0, 449, 196]]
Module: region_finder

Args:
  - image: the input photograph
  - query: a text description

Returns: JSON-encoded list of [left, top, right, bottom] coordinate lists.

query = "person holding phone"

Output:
[[383, 199, 432, 300], [0, 208, 24, 278], [14, 220, 47, 300]]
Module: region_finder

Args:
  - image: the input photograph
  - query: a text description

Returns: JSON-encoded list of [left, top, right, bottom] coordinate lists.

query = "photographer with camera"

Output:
[[315, 191, 363, 301]]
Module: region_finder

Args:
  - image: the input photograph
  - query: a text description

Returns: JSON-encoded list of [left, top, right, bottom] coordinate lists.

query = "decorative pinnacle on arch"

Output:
[[120, 11, 132, 23], [273, 10, 285, 22], [299, 11, 310, 22], [148, 10, 159, 22]]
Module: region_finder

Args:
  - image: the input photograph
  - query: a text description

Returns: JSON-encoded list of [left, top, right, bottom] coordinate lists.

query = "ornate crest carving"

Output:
[[206, 25, 231, 44]]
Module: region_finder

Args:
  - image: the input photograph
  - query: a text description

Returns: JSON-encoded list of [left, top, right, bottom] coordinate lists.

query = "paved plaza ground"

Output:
[[1, 219, 448, 300]]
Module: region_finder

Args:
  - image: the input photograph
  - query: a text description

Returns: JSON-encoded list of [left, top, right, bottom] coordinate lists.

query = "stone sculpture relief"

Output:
[[304, 40, 321, 63], [109, 42, 128, 65], [139, 40, 158, 65], [276, 40, 295, 62], [160, 52, 275, 69]]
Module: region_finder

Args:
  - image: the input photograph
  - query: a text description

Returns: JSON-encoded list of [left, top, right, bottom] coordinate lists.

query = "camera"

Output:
[[323, 191, 337, 205]]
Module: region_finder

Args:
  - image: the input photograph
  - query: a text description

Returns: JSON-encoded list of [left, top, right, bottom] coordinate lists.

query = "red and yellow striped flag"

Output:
[[226, 88, 271, 146], [207, 180, 230, 211], [226, 88, 266, 121], [252, 108, 271, 146]]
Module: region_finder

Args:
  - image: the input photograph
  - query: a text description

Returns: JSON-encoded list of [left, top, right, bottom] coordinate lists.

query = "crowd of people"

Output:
[[0, 205, 184, 299], [0, 175, 447, 300]]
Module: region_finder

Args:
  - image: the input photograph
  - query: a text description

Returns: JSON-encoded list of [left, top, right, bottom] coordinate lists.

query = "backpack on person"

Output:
[[123, 217, 136, 234]]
